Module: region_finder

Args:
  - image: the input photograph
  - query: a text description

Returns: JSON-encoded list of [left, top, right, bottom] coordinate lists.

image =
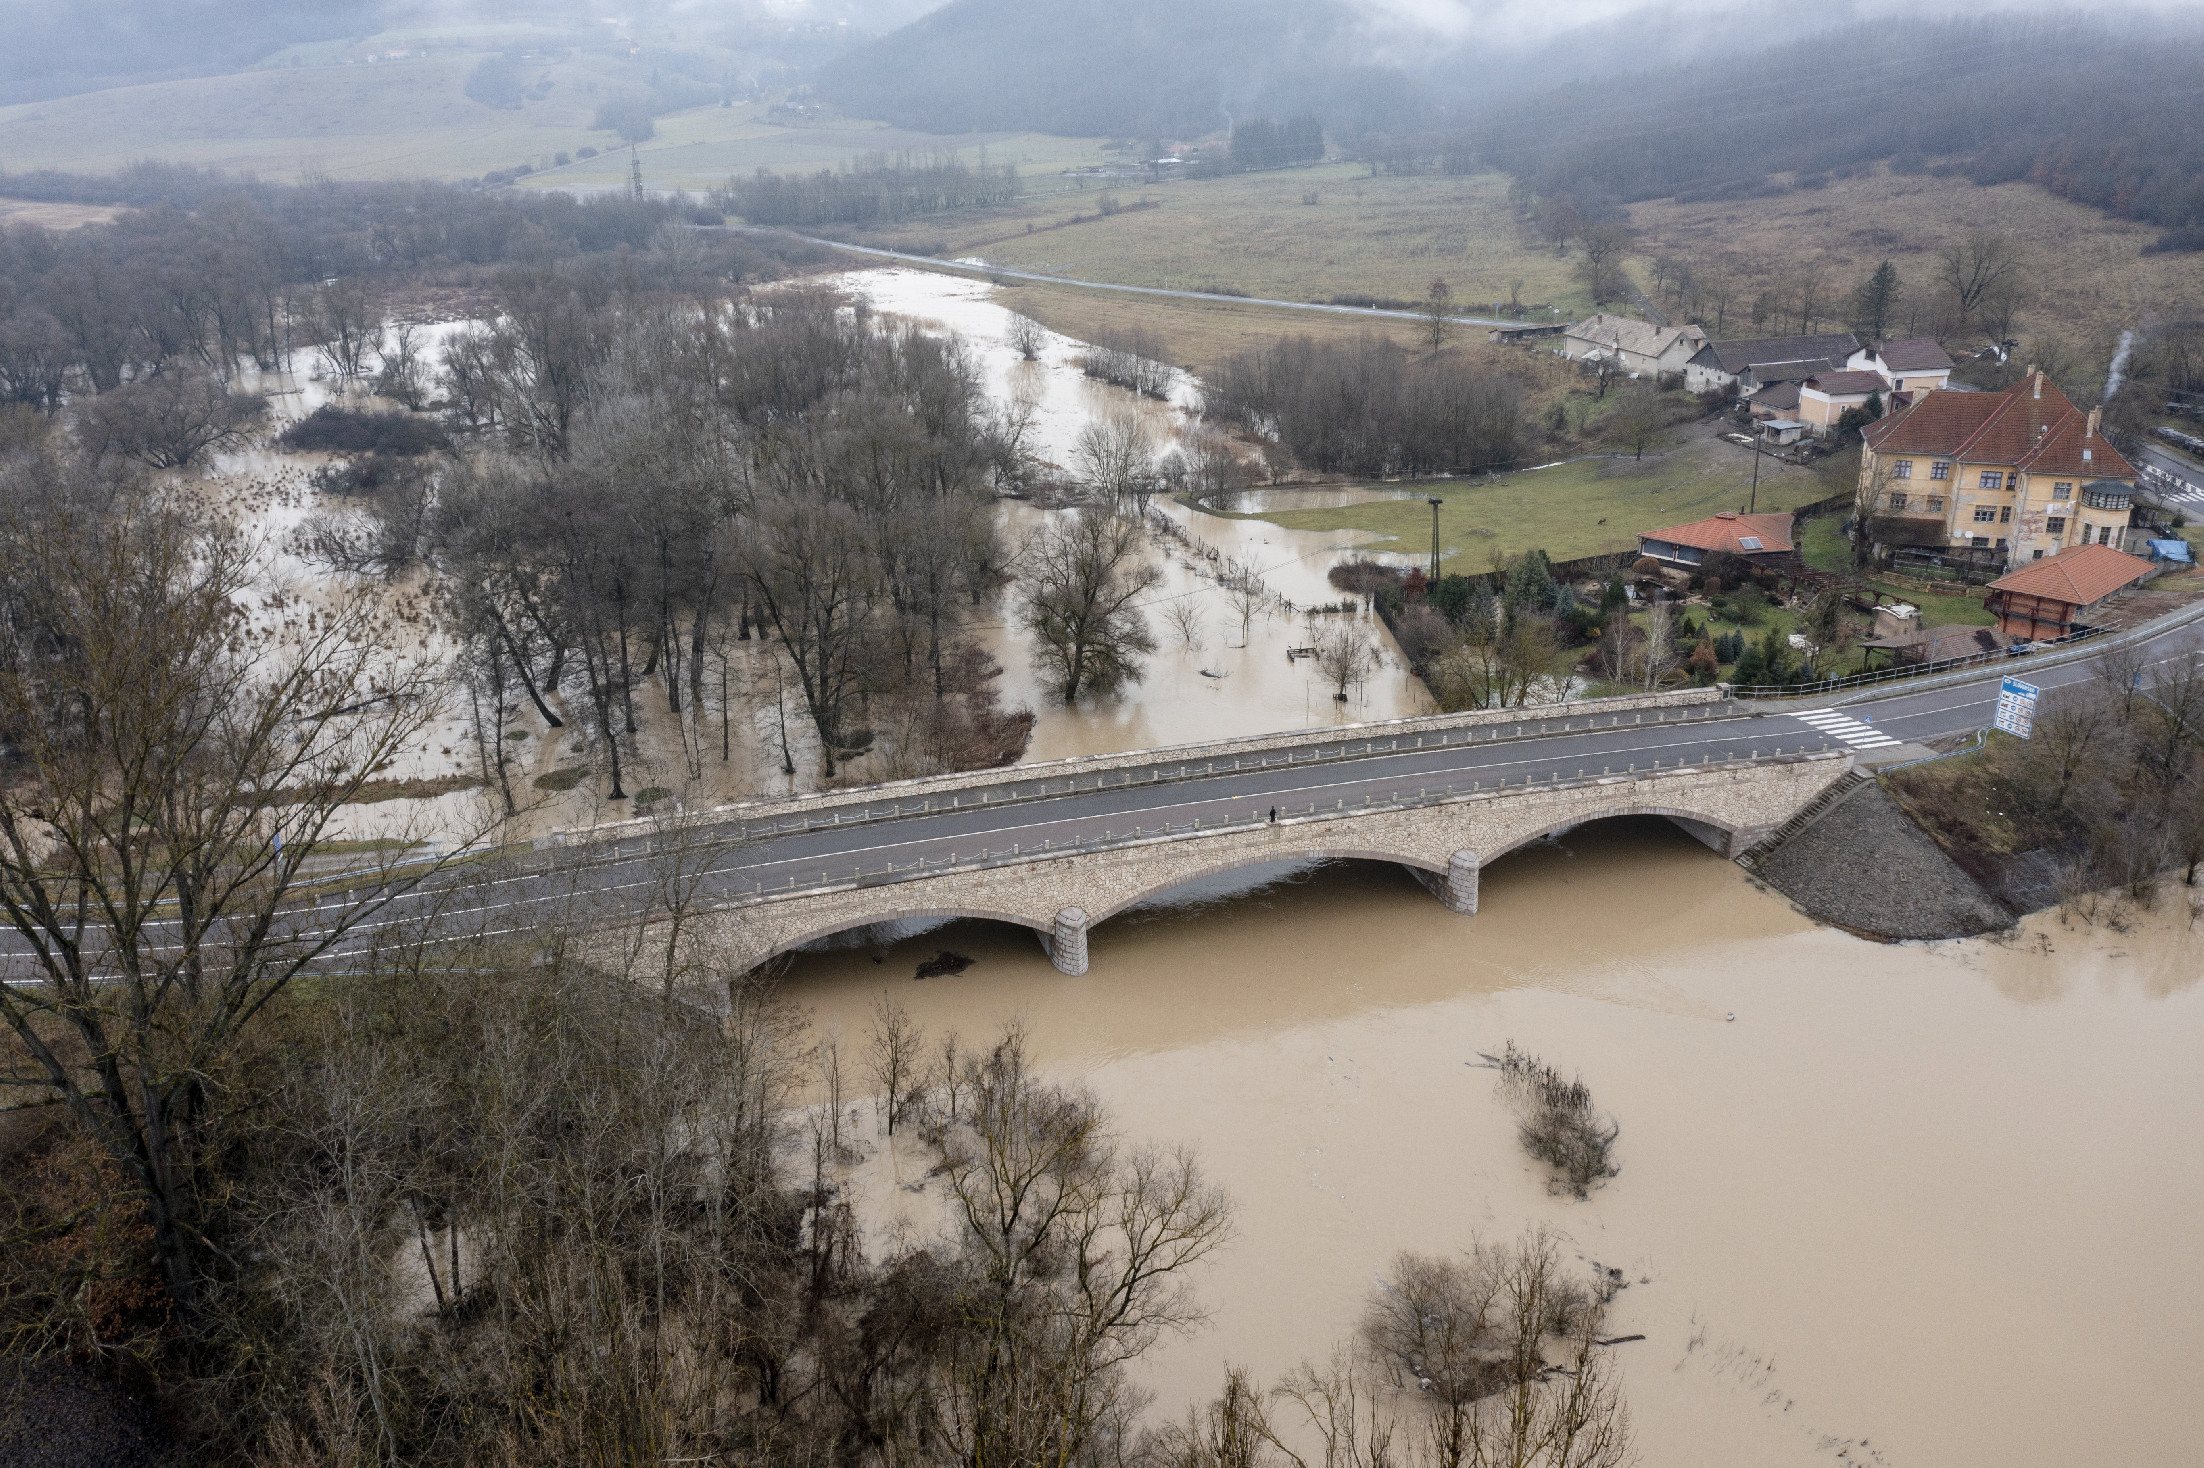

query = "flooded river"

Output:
[[776, 817, 2204, 1468]]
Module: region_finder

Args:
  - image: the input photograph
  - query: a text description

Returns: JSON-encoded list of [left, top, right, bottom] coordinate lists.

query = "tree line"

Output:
[[0, 166, 813, 416], [1207, 334, 1528, 478], [717, 153, 1023, 229]]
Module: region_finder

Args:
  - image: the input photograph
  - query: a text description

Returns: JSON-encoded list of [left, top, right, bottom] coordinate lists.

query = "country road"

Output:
[[701, 224, 1549, 332], [13, 604, 2201, 980]]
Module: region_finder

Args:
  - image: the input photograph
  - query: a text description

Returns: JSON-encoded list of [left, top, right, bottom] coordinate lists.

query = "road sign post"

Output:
[[1994, 676, 2039, 739]]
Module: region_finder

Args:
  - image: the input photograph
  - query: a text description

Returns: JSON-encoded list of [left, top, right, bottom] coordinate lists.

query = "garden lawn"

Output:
[[1210, 449, 1828, 568]]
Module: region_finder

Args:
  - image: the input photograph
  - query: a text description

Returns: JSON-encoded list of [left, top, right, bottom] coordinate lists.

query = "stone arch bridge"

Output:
[[706, 754, 1849, 976]]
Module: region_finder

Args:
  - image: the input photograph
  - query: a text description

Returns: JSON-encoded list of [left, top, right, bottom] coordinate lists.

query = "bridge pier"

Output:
[[1408, 849, 1480, 914], [1041, 906, 1090, 975]]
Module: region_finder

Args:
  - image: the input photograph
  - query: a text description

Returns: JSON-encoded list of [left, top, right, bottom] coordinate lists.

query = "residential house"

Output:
[[1681, 333, 1861, 394], [1982, 543, 2155, 640], [1847, 338, 1954, 396], [1857, 371, 2141, 569], [1560, 315, 1707, 377], [1635, 511, 1796, 569], [1795, 370, 1888, 435], [1745, 380, 1801, 422]]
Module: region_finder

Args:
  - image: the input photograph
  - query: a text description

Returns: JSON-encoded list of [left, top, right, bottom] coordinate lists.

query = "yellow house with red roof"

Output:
[[1858, 371, 2137, 568]]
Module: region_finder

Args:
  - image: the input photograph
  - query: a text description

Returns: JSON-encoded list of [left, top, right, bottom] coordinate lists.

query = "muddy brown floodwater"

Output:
[[776, 816, 2204, 1468]]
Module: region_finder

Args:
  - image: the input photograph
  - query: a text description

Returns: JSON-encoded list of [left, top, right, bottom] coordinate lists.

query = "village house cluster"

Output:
[[1547, 311, 2165, 580]]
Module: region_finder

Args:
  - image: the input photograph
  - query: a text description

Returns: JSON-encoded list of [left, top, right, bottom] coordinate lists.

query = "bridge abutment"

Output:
[[1042, 906, 1090, 975]]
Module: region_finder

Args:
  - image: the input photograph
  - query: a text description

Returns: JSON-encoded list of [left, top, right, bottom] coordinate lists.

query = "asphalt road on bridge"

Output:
[[14, 610, 2204, 971]]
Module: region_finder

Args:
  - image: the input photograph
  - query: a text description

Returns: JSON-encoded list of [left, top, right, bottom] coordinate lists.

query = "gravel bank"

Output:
[[1754, 782, 2011, 940]]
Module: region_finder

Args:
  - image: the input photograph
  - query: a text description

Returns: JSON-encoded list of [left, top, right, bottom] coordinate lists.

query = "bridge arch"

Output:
[[1082, 844, 1448, 927], [1479, 805, 1745, 865], [738, 904, 1055, 974]]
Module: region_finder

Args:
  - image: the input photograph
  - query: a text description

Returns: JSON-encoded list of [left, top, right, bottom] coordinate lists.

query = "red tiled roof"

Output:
[[1638, 511, 1794, 555], [1986, 543, 2154, 607], [1861, 374, 2136, 479], [1800, 370, 1887, 397]]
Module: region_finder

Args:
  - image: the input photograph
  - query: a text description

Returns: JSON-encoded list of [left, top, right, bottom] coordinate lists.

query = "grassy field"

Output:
[[1629, 169, 2204, 393], [842, 164, 1597, 318], [1198, 427, 1827, 568]]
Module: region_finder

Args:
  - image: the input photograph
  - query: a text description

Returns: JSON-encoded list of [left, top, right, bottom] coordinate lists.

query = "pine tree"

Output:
[[1852, 260, 1900, 342]]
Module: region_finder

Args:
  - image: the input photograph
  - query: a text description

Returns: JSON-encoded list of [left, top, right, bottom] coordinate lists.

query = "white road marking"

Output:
[[1788, 708, 1902, 749]]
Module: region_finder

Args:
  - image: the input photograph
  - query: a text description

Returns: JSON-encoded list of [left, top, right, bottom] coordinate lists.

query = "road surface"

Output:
[[11, 607, 2201, 974], [703, 224, 1547, 332]]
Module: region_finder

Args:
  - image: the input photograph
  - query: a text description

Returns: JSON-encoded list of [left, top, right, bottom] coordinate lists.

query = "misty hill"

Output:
[[815, 0, 1429, 140], [0, 0, 379, 104], [1480, 14, 2204, 248]]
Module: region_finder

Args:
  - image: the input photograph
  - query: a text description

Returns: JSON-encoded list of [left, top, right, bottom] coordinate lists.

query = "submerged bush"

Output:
[[1495, 1041, 1619, 1197]]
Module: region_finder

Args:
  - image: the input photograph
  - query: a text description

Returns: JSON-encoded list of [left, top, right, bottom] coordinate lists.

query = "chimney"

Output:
[[2087, 405, 2101, 438], [2031, 370, 2042, 399]]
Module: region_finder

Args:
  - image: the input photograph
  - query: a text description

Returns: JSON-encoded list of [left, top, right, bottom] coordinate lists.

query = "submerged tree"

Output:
[[1019, 511, 1162, 702]]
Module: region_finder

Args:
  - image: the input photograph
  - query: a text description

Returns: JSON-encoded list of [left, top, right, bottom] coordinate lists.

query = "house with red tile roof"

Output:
[[1857, 371, 2138, 570], [1983, 544, 2155, 640], [1635, 511, 1795, 568]]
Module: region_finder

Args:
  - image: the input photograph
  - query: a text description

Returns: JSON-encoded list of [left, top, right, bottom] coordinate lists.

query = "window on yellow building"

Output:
[[1891, 461, 1912, 479], [1979, 471, 2004, 490], [2046, 516, 2066, 535], [1930, 461, 1950, 480]]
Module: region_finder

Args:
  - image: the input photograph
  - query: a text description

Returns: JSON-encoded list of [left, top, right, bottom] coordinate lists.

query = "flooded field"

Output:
[[837, 266, 1432, 761], [774, 817, 2204, 1468]]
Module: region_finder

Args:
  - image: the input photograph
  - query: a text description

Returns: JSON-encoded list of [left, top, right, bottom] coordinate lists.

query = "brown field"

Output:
[[844, 164, 1592, 319], [0, 198, 121, 229], [1628, 168, 2204, 388]]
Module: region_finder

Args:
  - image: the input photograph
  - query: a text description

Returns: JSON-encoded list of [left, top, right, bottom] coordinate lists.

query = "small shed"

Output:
[[1760, 418, 1807, 446], [1983, 543, 2156, 641]]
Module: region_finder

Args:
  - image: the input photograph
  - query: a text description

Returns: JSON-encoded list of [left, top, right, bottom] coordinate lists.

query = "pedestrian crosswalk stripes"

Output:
[[1789, 707, 1903, 749]]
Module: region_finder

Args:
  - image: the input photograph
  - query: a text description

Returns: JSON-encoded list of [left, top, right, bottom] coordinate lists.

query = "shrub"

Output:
[[1494, 1041, 1619, 1198], [278, 405, 448, 456]]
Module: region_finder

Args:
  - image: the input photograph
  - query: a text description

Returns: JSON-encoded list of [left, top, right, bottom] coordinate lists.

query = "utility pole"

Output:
[[1428, 497, 1444, 581], [629, 144, 644, 201], [1746, 431, 1762, 514]]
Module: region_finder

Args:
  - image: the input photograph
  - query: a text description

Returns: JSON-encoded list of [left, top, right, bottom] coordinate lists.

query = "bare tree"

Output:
[[1939, 231, 2022, 325], [867, 995, 923, 1136], [373, 321, 432, 409], [1006, 313, 1046, 362], [305, 275, 384, 381], [1606, 383, 1667, 460], [1164, 595, 1206, 649], [1074, 407, 1157, 500], [1218, 552, 1269, 646], [1421, 278, 1454, 352], [1018, 511, 1162, 702], [77, 369, 266, 468], [930, 1031, 1232, 1468], [0, 497, 467, 1313], [1313, 622, 1377, 702]]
